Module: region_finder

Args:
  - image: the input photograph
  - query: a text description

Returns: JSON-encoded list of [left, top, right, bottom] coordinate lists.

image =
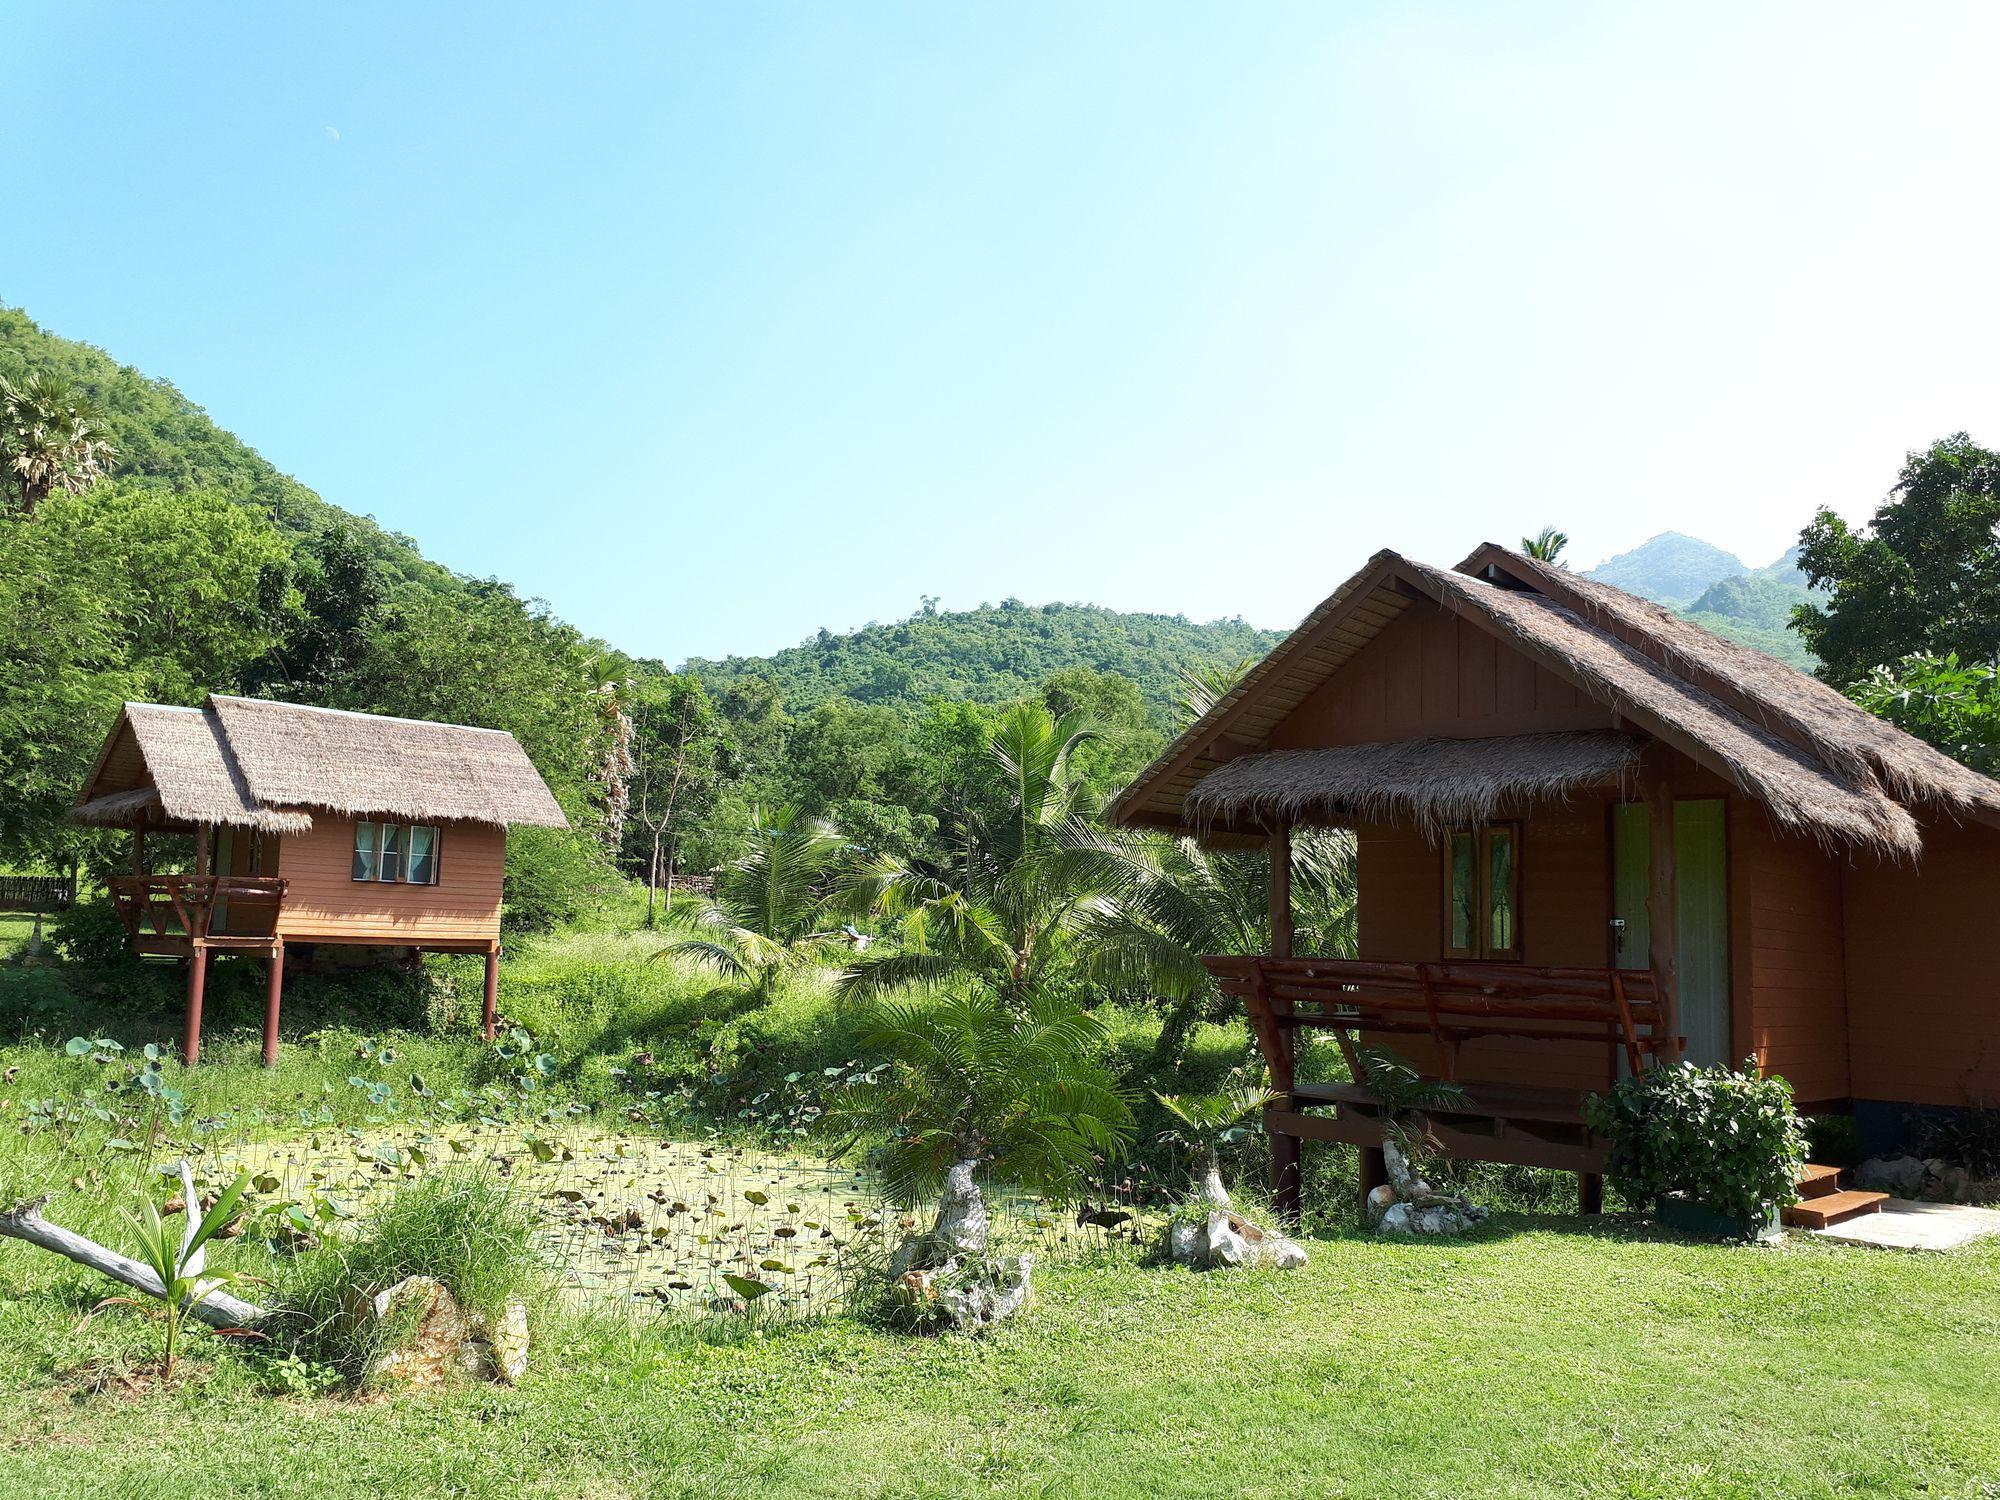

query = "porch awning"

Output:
[[1183, 730, 1646, 838]]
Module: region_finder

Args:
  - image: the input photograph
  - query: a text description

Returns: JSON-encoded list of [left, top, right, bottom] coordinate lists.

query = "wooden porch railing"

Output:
[[108, 875, 288, 949], [1202, 956, 1676, 1088]]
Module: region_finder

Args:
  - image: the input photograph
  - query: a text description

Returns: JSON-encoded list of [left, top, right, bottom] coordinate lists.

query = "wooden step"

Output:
[[1795, 1163, 1845, 1199], [1783, 1189, 1889, 1230]]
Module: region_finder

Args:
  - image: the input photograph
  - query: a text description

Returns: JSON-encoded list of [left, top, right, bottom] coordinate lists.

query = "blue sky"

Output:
[[8, 3, 2000, 662]]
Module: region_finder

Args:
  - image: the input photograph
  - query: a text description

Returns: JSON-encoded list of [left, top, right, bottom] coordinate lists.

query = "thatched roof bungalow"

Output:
[[73, 695, 568, 1065], [1112, 543, 2000, 1221]]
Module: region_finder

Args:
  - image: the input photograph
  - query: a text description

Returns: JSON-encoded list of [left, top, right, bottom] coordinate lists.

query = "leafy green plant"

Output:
[[106, 1161, 253, 1381], [1154, 1085, 1273, 1195], [1585, 1060, 1808, 1228], [1356, 1045, 1469, 1174]]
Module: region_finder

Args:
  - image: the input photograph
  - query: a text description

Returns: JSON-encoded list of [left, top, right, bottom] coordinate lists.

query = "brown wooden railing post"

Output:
[[183, 945, 208, 1065]]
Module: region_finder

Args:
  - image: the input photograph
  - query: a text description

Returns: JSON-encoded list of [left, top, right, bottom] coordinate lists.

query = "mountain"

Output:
[[684, 602, 1280, 721], [1587, 533, 1749, 607], [1587, 532, 1823, 671]]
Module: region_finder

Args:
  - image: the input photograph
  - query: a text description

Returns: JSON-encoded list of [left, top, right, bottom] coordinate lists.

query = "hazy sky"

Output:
[[8, 3, 1999, 662]]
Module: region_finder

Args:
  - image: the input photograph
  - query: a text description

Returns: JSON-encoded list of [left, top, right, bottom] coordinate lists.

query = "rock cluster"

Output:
[[1163, 1208, 1309, 1269], [1853, 1154, 1993, 1204], [1366, 1138, 1488, 1236]]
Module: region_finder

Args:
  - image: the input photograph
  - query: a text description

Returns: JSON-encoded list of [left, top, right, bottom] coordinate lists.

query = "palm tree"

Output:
[[0, 372, 116, 516], [660, 805, 849, 1001], [1045, 824, 1358, 1061], [836, 703, 1102, 1009], [1521, 527, 1569, 564], [1173, 656, 1259, 729], [1154, 1085, 1275, 1206], [829, 989, 1134, 1263]]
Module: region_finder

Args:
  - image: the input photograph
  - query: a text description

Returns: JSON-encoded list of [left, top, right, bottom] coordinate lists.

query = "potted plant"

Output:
[[1585, 1059, 1808, 1240]]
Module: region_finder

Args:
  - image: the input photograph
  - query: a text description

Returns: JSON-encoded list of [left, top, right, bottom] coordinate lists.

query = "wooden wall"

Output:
[[1729, 800, 1850, 1105], [1842, 819, 2000, 1109], [274, 816, 504, 947], [1272, 605, 1617, 749]]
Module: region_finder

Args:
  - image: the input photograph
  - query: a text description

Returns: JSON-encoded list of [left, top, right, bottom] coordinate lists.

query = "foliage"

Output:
[[281, 1167, 546, 1379], [1794, 433, 2000, 686], [1153, 1084, 1273, 1183], [624, 672, 730, 918], [1910, 1105, 2000, 1179], [1848, 651, 2000, 774], [0, 369, 116, 514], [687, 596, 1279, 720], [111, 1160, 253, 1380], [662, 806, 851, 998], [1521, 526, 1568, 563], [1355, 1045, 1470, 1171], [1585, 1060, 1808, 1228], [830, 990, 1134, 1207], [502, 826, 620, 934]]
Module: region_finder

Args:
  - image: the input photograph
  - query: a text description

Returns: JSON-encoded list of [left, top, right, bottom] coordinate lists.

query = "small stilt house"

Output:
[[72, 695, 569, 1064], [1110, 544, 2000, 1214]]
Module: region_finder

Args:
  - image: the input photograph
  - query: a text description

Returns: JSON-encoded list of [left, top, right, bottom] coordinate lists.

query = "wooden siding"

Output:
[[273, 817, 503, 947], [1731, 802, 1850, 1104], [1843, 819, 2000, 1108], [1271, 606, 1616, 749]]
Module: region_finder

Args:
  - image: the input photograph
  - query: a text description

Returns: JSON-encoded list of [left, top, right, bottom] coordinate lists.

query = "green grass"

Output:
[[0, 1218, 1995, 1498]]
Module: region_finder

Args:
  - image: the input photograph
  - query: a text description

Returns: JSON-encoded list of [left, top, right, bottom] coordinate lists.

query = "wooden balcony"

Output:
[[108, 875, 288, 956]]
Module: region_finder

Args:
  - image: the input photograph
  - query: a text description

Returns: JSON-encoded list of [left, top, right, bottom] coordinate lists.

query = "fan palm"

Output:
[[0, 371, 116, 515], [829, 989, 1134, 1252], [660, 805, 849, 1000]]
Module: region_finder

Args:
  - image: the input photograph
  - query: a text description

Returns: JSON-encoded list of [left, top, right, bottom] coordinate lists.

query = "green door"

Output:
[[1611, 799, 1730, 1067]]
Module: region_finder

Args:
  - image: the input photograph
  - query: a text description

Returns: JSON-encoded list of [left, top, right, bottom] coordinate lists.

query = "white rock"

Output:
[[1854, 1155, 1928, 1196]]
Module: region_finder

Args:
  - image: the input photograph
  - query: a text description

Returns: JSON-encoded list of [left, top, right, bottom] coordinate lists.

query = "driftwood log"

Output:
[[0, 1197, 273, 1329]]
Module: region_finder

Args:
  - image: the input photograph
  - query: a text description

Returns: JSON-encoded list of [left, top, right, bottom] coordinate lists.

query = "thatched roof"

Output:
[[1185, 731, 1646, 838], [1111, 544, 2000, 857], [72, 696, 568, 833]]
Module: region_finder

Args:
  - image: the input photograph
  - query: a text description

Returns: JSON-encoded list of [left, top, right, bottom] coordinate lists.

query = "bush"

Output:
[[48, 898, 137, 968], [1585, 1060, 1808, 1226], [503, 826, 619, 934], [281, 1167, 549, 1380]]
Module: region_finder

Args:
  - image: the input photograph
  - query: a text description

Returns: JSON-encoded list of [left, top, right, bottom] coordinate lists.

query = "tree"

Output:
[[626, 673, 727, 923], [1794, 434, 2000, 686], [664, 806, 850, 1000], [1848, 652, 2000, 774], [828, 989, 1133, 1262], [1521, 527, 1569, 564], [0, 371, 116, 515]]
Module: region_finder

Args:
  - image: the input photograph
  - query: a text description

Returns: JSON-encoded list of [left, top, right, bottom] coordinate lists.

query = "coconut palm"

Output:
[[830, 989, 1134, 1259], [1173, 656, 1259, 729], [836, 702, 1103, 1008], [1522, 526, 1569, 564], [660, 805, 850, 1000], [0, 372, 116, 515]]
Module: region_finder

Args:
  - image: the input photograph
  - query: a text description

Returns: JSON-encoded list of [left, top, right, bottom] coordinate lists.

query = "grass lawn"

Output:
[[2, 1213, 1996, 1499]]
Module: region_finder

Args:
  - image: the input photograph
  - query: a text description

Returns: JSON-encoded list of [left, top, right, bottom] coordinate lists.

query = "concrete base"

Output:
[[1811, 1198, 2000, 1252]]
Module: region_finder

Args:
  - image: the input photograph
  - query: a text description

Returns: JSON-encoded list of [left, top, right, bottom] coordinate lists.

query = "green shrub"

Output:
[[503, 826, 619, 934], [1586, 1060, 1808, 1226], [48, 898, 137, 968], [280, 1167, 549, 1379]]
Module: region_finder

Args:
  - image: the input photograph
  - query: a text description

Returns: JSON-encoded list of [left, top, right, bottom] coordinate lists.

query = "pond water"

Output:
[[218, 1123, 1144, 1318]]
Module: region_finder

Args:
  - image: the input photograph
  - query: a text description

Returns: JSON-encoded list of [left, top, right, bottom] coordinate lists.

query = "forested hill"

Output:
[[684, 603, 1281, 719], [0, 306, 438, 586]]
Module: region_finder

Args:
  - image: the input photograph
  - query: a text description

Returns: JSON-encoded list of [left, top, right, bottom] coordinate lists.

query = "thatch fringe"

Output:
[[70, 786, 313, 835], [1410, 561, 1923, 857], [1184, 732, 1645, 840]]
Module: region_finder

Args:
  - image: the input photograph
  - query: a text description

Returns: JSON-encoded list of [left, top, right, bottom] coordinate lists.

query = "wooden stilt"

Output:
[[1266, 824, 1300, 1222], [1359, 1144, 1388, 1201], [482, 946, 500, 1041], [1578, 1172, 1604, 1215], [183, 945, 209, 1065], [261, 940, 285, 1069]]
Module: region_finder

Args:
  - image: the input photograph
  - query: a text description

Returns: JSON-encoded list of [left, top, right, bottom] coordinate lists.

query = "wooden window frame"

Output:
[[1442, 821, 1522, 962], [352, 821, 444, 886]]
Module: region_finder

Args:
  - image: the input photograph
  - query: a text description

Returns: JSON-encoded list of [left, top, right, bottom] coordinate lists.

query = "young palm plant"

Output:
[[829, 989, 1134, 1265], [660, 805, 850, 1002], [110, 1162, 254, 1381], [1155, 1085, 1276, 1206], [1356, 1045, 1469, 1177]]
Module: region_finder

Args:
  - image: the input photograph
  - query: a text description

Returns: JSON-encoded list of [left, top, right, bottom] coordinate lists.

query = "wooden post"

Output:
[[131, 829, 147, 876], [482, 946, 500, 1041], [194, 826, 212, 877], [1644, 772, 1681, 1062], [183, 945, 208, 1065], [261, 940, 285, 1069], [1267, 825, 1301, 1223], [1578, 1172, 1604, 1214]]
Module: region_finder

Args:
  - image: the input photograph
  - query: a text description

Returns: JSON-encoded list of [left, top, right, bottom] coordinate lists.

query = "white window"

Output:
[[407, 826, 439, 885], [378, 823, 404, 882], [352, 820, 379, 881], [353, 821, 441, 884]]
